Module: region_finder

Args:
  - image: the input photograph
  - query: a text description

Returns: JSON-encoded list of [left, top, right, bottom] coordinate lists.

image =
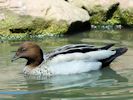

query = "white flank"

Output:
[[49, 61, 102, 75]]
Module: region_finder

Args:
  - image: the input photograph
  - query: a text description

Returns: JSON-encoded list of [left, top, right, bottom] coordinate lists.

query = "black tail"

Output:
[[101, 47, 128, 68], [101, 43, 115, 50]]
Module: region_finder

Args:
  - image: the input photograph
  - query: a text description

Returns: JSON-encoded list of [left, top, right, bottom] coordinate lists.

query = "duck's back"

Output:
[[46, 44, 114, 60]]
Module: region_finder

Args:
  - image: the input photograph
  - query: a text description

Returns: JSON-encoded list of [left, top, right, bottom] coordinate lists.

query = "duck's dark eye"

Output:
[[21, 48, 27, 52]]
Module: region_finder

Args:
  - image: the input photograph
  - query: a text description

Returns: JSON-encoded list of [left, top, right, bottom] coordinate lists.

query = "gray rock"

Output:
[[68, 0, 133, 10], [2, 0, 90, 25]]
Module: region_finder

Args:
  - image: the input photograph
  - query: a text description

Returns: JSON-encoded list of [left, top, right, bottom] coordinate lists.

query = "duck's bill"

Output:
[[11, 55, 20, 62]]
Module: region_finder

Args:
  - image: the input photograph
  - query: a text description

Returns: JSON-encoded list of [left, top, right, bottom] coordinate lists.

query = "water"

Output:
[[0, 29, 133, 100]]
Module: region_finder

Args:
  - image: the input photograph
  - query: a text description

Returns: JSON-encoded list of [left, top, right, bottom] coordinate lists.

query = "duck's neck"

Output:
[[26, 49, 44, 68], [26, 57, 44, 68]]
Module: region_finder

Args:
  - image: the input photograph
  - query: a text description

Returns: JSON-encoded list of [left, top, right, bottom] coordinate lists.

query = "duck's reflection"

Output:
[[24, 68, 128, 90], [15, 68, 128, 100]]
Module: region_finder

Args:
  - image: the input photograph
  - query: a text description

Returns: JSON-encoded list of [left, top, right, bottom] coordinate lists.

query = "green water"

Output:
[[0, 29, 133, 100]]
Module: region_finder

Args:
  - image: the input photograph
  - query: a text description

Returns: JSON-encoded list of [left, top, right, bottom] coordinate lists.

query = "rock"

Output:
[[0, 0, 7, 7], [68, 0, 133, 27], [68, 0, 133, 11], [0, 13, 5, 20], [0, 0, 132, 36], [4, 0, 90, 25], [0, 0, 91, 35]]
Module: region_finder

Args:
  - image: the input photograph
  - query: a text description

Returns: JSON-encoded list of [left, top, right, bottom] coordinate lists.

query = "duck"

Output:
[[11, 42, 127, 76]]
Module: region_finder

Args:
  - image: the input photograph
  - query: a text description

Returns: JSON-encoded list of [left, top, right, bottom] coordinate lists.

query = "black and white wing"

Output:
[[46, 44, 114, 59]]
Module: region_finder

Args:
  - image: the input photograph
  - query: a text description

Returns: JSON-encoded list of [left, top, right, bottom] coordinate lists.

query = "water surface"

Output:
[[0, 29, 133, 100]]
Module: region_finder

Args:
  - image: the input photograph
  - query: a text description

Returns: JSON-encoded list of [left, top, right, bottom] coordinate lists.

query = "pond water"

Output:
[[0, 29, 133, 100]]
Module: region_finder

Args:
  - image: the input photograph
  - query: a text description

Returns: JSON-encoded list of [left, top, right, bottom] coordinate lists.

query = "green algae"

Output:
[[30, 19, 68, 35], [0, 9, 68, 38], [90, 7, 133, 27]]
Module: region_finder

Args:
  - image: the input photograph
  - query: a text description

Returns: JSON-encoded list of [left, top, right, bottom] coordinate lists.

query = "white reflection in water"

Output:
[[24, 68, 128, 92]]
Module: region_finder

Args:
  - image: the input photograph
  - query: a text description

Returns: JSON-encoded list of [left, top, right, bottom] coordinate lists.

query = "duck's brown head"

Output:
[[12, 42, 44, 67]]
